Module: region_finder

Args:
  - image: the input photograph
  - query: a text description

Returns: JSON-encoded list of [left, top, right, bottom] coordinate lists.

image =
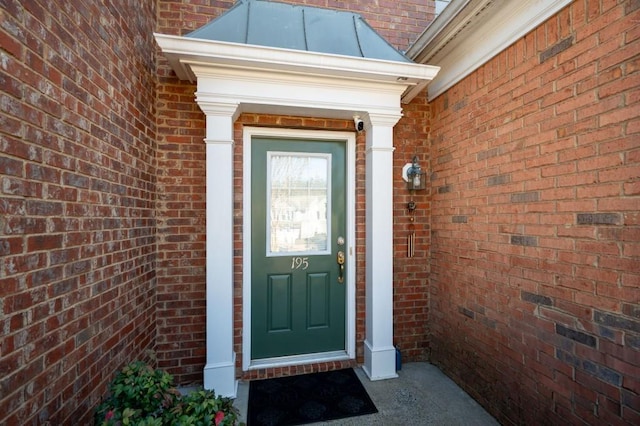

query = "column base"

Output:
[[362, 340, 398, 381], [203, 352, 238, 398]]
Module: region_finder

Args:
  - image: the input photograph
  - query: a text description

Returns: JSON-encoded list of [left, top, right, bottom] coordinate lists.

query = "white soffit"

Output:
[[406, 0, 573, 101], [154, 34, 440, 104]]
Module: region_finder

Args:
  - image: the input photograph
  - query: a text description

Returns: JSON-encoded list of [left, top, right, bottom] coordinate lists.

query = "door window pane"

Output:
[[267, 152, 330, 255]]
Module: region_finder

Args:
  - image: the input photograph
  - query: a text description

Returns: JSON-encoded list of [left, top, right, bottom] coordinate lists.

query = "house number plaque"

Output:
[[291, 257, 309, 270]]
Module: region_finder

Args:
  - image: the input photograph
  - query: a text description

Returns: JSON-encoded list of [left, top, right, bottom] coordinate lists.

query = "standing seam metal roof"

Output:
[[186, 0, 411, 63]]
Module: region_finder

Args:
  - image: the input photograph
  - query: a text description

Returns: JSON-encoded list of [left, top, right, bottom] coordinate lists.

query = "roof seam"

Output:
[[352, 15, 364, 58], [302, 8, 309, 51], [244, 0, 251, 43]]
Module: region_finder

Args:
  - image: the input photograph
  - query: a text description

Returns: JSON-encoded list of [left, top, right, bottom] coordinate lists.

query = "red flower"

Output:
[[105, 410, 114, 420], [214, 411, 225, 426]]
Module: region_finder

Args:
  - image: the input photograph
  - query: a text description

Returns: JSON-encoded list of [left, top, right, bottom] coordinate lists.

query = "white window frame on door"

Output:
[[242, 127, 356, 371]]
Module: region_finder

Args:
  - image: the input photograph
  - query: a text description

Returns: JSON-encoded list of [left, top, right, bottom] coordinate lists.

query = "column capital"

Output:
[[196, 99, 240, 142], [362, 111, 403, 129], [195, 97, 241, 120]]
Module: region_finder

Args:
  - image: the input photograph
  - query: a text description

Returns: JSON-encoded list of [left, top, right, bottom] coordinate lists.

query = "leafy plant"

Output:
[[95, 361, 241, 426], [167, 389, 238, 426]]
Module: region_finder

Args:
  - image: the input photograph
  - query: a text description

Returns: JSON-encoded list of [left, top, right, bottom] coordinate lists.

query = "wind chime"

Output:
[[407, 200, 417, 258], [402, 156, 425, 258]]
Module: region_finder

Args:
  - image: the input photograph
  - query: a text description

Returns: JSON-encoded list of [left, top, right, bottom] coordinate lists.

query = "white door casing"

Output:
[[242, 127, 356, 371]]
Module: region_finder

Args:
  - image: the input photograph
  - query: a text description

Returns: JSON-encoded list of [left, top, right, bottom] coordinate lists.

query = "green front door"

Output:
[[251, 137, 346, 360]]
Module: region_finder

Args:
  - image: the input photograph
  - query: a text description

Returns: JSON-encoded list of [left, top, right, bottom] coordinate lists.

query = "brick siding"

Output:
[[2, 0, 637, 424], [1, 1, 158, 424], [393, 95, 432, 361], [155, 0, 228, 385], [428, 1, 640, 424], [155, 65, 209, 383]]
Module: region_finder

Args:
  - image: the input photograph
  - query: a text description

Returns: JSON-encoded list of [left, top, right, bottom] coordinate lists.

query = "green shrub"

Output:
[[95, 361, 240, 426], [167, 390, 238, 426]]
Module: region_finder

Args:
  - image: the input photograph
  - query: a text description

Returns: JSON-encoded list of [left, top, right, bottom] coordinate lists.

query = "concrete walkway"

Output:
[[234, 362, 499, 425]]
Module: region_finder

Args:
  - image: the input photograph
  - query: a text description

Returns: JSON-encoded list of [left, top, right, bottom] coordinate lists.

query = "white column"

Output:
[[198, 100, 240, 397], [362, 112, 401, 381]]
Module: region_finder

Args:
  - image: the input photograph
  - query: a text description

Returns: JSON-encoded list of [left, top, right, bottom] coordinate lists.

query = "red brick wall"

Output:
[[393, 95, 432, 361], [428, 1, 640, 424], [155, 0, 224, 384], [0, 1, 158, 424], [157, 0, 235, 36]]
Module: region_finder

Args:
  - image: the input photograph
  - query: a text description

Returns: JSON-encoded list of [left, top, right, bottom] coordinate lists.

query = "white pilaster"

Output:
[[362, 113, 401, 381], [199, 100, 240, 398]]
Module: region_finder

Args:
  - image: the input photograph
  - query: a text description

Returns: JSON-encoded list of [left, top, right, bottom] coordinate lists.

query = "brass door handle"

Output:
[[337, 250, 345, 283]]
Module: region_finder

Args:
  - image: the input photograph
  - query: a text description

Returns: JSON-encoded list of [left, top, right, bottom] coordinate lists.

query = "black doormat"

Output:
[[247, 368, 378, 426]]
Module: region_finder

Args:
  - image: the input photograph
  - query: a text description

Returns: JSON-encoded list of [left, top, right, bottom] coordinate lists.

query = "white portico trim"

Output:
[[406, 0, 573, 100], [363, 113, 401, 380], [155, 33, 439, 397], [200, 101, 239, 398]]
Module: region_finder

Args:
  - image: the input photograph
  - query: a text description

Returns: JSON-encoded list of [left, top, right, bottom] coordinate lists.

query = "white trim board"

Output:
[[241, 127, 357, 372], [154, 34, 439, 104], [407, 0, 573, 101]]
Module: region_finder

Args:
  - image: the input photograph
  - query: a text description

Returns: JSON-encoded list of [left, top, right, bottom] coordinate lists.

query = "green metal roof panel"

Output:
[[304, 7, 362, 57], [355, 18, 406, 61], [245, 1, 307, 51], [189, 1, 248, 44], [186, 0, 411, 63]]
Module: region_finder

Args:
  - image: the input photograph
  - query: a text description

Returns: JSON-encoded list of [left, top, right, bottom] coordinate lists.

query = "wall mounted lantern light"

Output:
[[402, 155, 426, 191]]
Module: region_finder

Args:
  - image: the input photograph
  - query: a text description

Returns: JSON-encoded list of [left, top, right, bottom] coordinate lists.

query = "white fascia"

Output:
[[154, 34, 439, 104], [406, 0, 573, 101], [192, 65, 405, 120]]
